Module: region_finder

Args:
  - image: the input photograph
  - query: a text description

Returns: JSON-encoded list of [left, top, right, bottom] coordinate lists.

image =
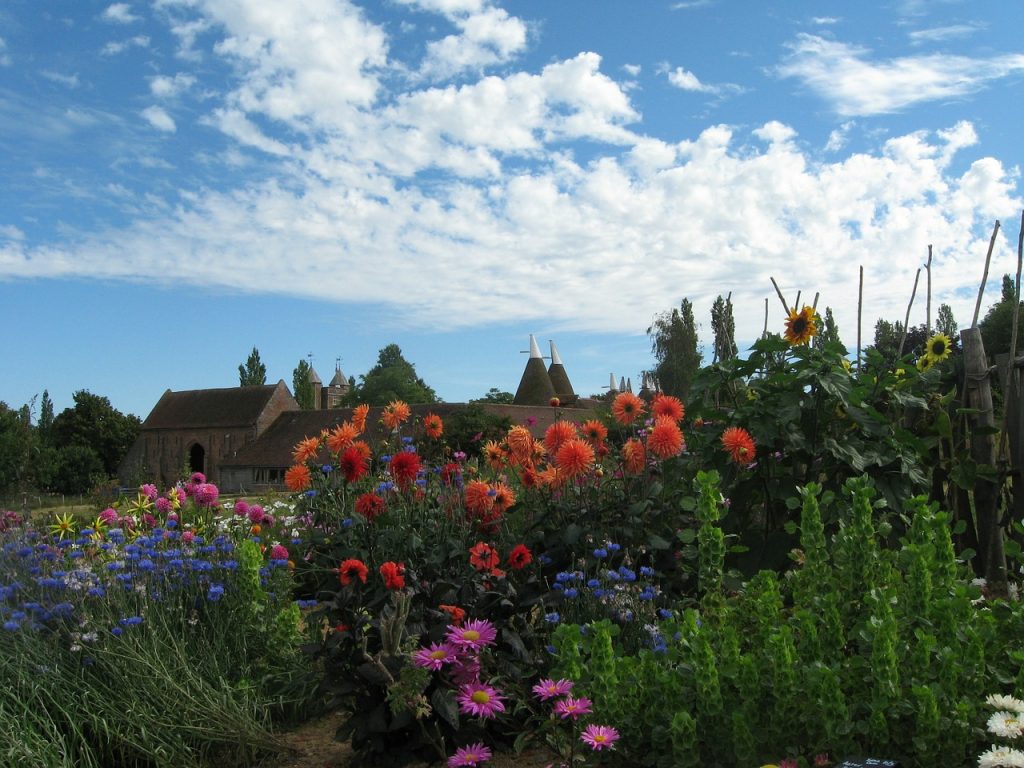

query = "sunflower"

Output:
[[924, 332, 952, 363], [917, 355, 934, 372], [783, 306, 817, 346]]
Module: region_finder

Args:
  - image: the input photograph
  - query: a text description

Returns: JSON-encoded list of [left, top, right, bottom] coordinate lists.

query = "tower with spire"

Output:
[[547, 340, 577, 405]]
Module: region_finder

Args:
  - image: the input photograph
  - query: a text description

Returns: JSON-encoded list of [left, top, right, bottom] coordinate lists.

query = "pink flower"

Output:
[[140, 483, 158, 501], [780, 760, 798, 768], [532, 678, 573, 701], [457, 683, 506, 719], [98, 507, 118, 526], [155, 497, 171, 514], [580, 724, 620, 751], [450, 654, 481, 686], [182, 530, 196, 544], [269, 544, 289, 561], [248, 505, 265, 524], [553, 696, 592, 720], [446, 619, 497, 651], [234, 500, 250, 517], [413, 642, 458, 671], [189, 472, 206, 484], [194, 483, 219, 506], [448, 743, 492, 767]]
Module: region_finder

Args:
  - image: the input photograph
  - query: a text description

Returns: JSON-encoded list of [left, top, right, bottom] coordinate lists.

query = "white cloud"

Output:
[[102, 4, 140, 24], [811, 17, 840, 25], [408, 2, 528, 80], [149, 73, 196, 98], [141, 105, 176, 132], [0, 37, 10, 67], [0, 225, 24, 241], [778, 34, 1024, 116], [101, 35, 150, 55], [908, 24, 982, 44], [825, 121, 855, 152], [670, 1, 712, 9], [40, 70, 80, 88], [622, 63, 641, 77], [665, 66, 718, 93]]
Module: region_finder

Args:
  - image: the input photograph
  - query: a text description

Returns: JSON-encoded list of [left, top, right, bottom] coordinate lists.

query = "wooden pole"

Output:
[[794, 290, 802, 311], [961, 326, 1006, 590], [897, 268, 921, 358], [770, 277, 789, 315], [973, 220, 1002, 328], [763, 297, 769, 337], [857, 265, 863, 370], [926, 244, 933, 335]]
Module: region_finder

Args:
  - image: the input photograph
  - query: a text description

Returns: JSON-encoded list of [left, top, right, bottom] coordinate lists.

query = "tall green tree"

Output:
[[38, 389, 54, 445], [816, 307, 844, 349], [0, 402, 30, 497], [238, 346, 267, 386], [473, 388, 515, 404], [980, 275, 1024, 358], [50, 391, 139, 479], [348, 344, 438, 405], [292, 359, 316, 410], [936, 303, 958, 341], [710, 295, 738, 363], [648, 298, 702, 399]]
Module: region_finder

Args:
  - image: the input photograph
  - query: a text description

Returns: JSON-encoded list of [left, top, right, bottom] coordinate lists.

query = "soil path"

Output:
[[269, 711, 561, 768]]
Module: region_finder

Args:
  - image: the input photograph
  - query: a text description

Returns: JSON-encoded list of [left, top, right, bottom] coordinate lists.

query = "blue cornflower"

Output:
[[639, 589, 656, 601], [587, 578, 600, 588], [221, 560, 238, 570], [563, 588, 579, 599], [3, 621, 19, 631], [291, 538, 303, 545], [342, 518, 353, 528], [658, 608, 673, 619], [544, 612, 560, 623], [138, 559, 156, 572], [593, 588, 606, 598], [546, 645, 557, 655], [539, 554, 552, 565], [116, 574, 133, 584], [640, 566, 655, 577], [87, 587, 106, 597], [119, 616, 144, 626], [295, 599, 318, 608], [111, 627, 123, 637], [380, 454, 392, 463], [618, 567, 637, 582], [207, 584, 225, 602], [605, 570, 620, 581], [322, 464, 333, 474], [555, 571, 575, 583], [552, 582, 564, 591], [402, 436, 414, 445], [305, 490, 317, 498], [165, 519, 178, 529], [10, 610, 26, 620], [106, 561, 123, 571], [592, 547, 608, 559], [68, 550, 84, 559], [607, 542, 621, 552], [651, 635, 668, 653]]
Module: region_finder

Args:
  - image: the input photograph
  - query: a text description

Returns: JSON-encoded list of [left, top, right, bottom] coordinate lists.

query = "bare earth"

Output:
[[269, 711, 561, 768]]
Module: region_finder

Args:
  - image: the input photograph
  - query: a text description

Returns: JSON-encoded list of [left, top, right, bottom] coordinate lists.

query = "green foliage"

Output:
[[50, 390, 140, 478], [980, 274, 1024, 358], [472, 387, 515, 404], [347, 344, 438, 406], [38, 389, 54, 445], [238, 346, 267, 386], [710, 294, 737, 363], [293, 359, 316, 410], [0, 402, 30, 497], [816, 306, 842, 348], [52, 444, 105, 494], [442, 403, 512, 455], [648, 298, 702, 399]]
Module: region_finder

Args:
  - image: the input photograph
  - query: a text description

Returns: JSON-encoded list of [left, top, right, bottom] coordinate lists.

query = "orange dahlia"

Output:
[[544, 420, 577, 455], [390, 451, 421, 488], [651, 394, 685, 422], [611, 392, 646, 426], [284, 464, 312, 492], [492, 483, 516, 513], [292, 436, 320, 464], [327, 422, 360, 453], [351, 403, 370, 432], [556, 438, 595, 477], [622, 438, 646, 475], [647, 416, 684, 459], [581, 419, 608, 444], [784, 306, 817, 346], [721, 426, 756, 464], [482, 440, 506, 471], [350, 440, 372, 462], [464, 480, 495, 517], [423, 412, 443, 439], [381, 400, 412, 430], [505, 426, 534, 461]]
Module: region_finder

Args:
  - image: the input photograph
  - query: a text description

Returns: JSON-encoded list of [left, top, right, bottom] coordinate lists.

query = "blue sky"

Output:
[[1, 0, 1022, 420]]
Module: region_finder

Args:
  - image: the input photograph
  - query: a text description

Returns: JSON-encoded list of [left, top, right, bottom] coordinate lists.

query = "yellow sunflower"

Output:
[[917, 355, 934, 372], [924, 332, 952, 363], [49, 511, 77, 540], [783, 306, 817, 345]]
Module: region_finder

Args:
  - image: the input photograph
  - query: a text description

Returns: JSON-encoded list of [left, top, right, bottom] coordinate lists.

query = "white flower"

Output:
[[978, 744, 1024, 767], [987, 711, 1024, 740], [988, 695, 1024, 715]]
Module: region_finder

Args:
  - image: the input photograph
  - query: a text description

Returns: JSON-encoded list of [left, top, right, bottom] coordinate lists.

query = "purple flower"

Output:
[[532, 678, 573, 701], [413, 642, 458, 671], [554, 696, 592, 720], [457, 683, 506, 719], [581, 724, 620, 751], [448, 743, 492, 767]]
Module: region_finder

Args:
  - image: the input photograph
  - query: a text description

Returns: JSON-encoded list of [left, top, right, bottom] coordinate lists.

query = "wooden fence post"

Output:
[[961, 326, 1007, 591]]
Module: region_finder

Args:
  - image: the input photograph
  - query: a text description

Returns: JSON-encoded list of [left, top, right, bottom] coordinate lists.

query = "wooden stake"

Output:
[[1009, 212, 1024, 371], [763, 297, 769, 337], [770, 277, 789, 314], [794, 291, 802, 311], [857, 265, 863, 370], [973, 220, 1002, 328], [897, 268, 921, 358], [926, 244, 932, 335]]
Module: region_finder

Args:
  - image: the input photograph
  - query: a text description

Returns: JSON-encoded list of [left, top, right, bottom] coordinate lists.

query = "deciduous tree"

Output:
[[648, 299, 702, 399], [238, 346, 267, 386]]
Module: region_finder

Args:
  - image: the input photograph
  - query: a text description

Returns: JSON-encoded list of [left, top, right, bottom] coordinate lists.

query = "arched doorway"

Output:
[[188, 443, 206, 476]]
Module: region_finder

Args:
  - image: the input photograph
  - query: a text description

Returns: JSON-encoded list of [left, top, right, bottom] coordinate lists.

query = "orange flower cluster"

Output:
[[381, 400, 412, 430], [611, 392, 645, 426], [721, 426, 756, 464], [284, 463, 311, 491], [647, 417, 683, 460], [292, 436, 321, 464], [423, 412, 443, 439], [651, 394, 684, 422]]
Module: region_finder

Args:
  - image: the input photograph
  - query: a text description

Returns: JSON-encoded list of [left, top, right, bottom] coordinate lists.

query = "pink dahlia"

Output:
[[98, 507, 118, 526], [193, 483, 219, 506], [269, 544, 289, 561], [581, 724, 620, 751], [532, 678, 573, 701], [446, 619, 497, 651], [447, 742, 492, 767], [554, 696, 592, 720], [457, 683, 506, 719], [234, 500, 250, 517], [413, 642, 458, 671]]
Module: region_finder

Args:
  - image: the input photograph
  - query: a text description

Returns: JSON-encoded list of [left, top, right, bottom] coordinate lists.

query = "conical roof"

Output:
[[308, 365, 322, 385], [329, 365, 347, 387], [513, 334, 556, 405], [608, 373, 618, 394], [546, 340, 575, 399]]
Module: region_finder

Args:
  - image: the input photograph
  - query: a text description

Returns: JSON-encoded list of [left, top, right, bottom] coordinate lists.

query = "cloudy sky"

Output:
[[1, 0, 1022, 419]]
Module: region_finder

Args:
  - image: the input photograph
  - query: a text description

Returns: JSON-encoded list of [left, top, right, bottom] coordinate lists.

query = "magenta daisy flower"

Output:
[[581, 724, 620, 751], [553, 696, 593, 720], [447, 742, 493, 767], [532, 678, 574, 701], [457, 682, 506, 719], [413, 642, 458, 671], [446, 618, 497, 651]]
